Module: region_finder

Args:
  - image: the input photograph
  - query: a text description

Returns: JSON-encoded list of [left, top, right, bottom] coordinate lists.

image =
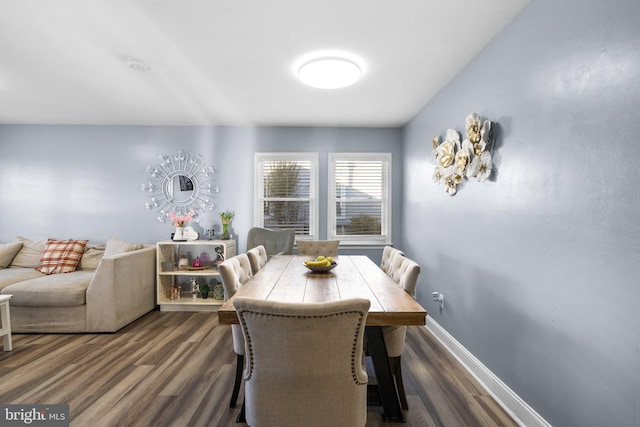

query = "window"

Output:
[[328, 153, 391, 245], [254, 153, 319, 239]]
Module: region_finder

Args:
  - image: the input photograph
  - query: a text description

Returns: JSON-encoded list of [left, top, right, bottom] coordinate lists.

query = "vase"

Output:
[[222, 223, 230, 240], [170, 285, 181, 300], [213, 282, 225, 300], [173, 226, 184, 241]]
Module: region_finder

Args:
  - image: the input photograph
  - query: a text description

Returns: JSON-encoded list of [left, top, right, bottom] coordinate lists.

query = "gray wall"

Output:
[[402, 0, 640, 426], [0, 125, 402, 260]]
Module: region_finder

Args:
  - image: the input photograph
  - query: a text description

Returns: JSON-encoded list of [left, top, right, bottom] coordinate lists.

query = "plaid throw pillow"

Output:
[[36, 239, 89, 275]]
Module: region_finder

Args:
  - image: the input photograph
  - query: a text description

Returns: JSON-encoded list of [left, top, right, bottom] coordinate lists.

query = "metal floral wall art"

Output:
[[141, 149, 219, 223], [431, 113, 493, 196]]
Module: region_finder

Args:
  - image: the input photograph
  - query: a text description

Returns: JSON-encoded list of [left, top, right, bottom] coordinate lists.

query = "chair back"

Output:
[[246, 227, 295, 257], [380, 246, 405, 275], [296, 240, 339, 257], [219, 253, 253, 356], [396, 258, 421, 297], [387, 252, 407, 282], [246, 245, 268, 275], [219, 253, 252, 297], [383, 257, 421, 357], [234, 297, 370, 427]]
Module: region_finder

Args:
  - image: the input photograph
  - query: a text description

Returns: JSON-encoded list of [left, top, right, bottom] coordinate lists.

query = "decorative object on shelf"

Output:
[[141, 149, 220, 223], [173, 226, 184, 241], [183, 226, 199, 241], [200, 282, 210, 299], [170, 284, 181, 300], [213, 281, 224, 300], [170, 210, 195, 227], [190, 277, 200, 299], [431, 113, 494, 196], [170, 210, 195, 241], [192, 256, 202, 268], [220, 210, 234, 240], [199, 251, 211, 266], [215, 246, 225, 267], [178, 255, 189, 269]]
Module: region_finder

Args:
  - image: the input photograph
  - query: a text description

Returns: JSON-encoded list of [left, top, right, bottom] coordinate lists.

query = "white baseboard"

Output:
[[425, 317, 551, 427]]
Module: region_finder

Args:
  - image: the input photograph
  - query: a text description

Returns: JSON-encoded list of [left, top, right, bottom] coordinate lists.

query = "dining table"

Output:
[[218, 254, 427, 422]]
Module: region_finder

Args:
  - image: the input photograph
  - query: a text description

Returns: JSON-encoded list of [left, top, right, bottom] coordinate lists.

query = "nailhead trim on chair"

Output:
[[238, 311, 367, 385]]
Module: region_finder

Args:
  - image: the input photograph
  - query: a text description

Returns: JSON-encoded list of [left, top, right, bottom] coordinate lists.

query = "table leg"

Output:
[[236, 398, 246, 423], [366, 326, 404, 422], [0, 301, 12, 352]]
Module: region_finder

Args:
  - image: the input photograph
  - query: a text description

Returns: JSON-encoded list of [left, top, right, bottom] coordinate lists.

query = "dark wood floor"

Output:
[[0, 310, 517, 426]]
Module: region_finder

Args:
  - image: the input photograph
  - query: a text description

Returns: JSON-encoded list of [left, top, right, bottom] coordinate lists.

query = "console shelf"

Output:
[[156, 240, 236, 312]]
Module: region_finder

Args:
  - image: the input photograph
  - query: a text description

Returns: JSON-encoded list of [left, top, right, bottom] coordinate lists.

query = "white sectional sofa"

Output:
[[0, 236, 156, 333]]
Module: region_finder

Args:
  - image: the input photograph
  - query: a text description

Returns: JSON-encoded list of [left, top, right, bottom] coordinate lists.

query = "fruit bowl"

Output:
[[304, 261, 338, 273]]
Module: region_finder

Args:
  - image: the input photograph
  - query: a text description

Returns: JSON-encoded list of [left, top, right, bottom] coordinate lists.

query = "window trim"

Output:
[[254, 152, 319, 240], [327, 152, 392, 245]]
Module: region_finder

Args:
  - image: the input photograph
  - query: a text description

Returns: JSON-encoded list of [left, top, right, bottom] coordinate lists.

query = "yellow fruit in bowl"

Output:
[[317, 255, 326, 261], [304, 258, 330, 267], [327, 257, 333, 263]]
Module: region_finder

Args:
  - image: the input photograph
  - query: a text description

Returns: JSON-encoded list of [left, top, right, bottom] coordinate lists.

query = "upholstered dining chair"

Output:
[[296, 239, 340, 257], [234, 297, 370, 427], [388, 251, 408, 284], [246, 245, 268, 275], [246, 227, 295, 258], [381, 257, 421, 410], [219, 253, 253, 408], [380, 246, 405, 276]]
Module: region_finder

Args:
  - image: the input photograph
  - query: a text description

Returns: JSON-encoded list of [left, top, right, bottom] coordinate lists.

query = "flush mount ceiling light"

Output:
[[298, 57, 361, 89], [127, 58, 150, 72]]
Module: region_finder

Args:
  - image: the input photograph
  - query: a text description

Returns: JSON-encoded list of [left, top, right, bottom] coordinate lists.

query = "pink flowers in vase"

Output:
[[169, 210, 196, 227]]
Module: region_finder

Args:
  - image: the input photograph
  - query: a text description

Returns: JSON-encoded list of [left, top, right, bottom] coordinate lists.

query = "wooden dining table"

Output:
[[218, 254, 427, 422]]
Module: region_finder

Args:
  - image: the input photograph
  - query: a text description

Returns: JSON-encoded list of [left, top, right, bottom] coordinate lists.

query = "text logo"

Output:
[[1, 405, 69, 426]]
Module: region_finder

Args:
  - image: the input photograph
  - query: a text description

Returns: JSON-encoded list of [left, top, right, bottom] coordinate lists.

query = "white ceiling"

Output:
[[0, 0, 530, 127]]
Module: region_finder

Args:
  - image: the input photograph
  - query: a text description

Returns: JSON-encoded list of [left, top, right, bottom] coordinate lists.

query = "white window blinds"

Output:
[[254, 153, 318, 238], [328, 153, 391, 244]]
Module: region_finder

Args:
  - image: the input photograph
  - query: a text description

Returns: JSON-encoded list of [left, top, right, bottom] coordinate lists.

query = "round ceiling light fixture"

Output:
[[298, 57, 361, 89]]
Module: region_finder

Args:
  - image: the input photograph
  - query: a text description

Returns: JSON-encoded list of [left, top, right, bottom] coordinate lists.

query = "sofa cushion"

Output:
[[78, 244, 106, 270], [36, 239, 88, 275], [0, 268, 45, 291], [0, 242, 23, 268], [11, 236, 48, 268], [103, 237, 143, 257], [2, 271, 94, 307]]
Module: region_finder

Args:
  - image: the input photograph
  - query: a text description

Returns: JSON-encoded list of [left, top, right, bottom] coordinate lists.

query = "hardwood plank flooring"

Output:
[[0, 310, 517, 427]]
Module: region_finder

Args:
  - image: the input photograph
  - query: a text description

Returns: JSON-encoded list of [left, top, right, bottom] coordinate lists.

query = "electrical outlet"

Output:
[[432, 292, 444, 309]]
